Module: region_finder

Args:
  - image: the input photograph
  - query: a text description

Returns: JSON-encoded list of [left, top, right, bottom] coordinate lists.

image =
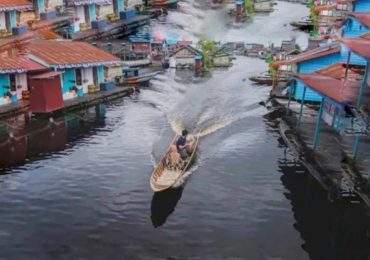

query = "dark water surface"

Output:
[[0, 1, 370, 259]]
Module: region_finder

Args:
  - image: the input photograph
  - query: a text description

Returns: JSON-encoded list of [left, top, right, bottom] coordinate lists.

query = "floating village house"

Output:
[[26, 41, 122, 102], [0, 56, 45, 106], [342, 12, 370, 38], [66, 0, 148, 40], [286, 35, 370, 180], [272, 42, 342, 101], [169, 45, 202, 69], [0, 0, 34, 38]]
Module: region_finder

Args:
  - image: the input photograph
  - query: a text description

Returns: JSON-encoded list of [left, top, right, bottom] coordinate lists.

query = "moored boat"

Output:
[[290, 20, 314, 31], [116, 68, 159, 86], [147, 0, 179, 7], [249, 72, 288, 85], [150, 135, 199, 192]]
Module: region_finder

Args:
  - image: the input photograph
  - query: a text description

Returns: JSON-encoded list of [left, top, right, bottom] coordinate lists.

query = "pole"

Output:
[[286, 81, 293, 119], [313, 97, 324, 152], [357, 61, 369, 109], [353, 135, 360, 160], [296, 86, 306, 128]]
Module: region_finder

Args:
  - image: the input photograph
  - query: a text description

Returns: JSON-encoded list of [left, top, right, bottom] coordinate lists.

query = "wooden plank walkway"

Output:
[[276, 98, 370, 207]]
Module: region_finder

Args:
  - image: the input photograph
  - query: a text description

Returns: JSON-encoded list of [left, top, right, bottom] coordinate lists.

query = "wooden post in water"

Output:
[[296, 86, 306, 129], [313, 97, 324, 152]]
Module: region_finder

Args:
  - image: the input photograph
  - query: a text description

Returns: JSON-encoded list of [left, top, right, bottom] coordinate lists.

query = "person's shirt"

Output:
[[176, 136, 186, 150]]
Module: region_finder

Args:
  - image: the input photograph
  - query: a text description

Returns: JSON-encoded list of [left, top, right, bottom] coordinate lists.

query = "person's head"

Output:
[[182, 129, 188, 137]]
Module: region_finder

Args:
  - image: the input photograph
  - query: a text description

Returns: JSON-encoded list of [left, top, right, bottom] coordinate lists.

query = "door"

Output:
[[93, 67, 99, 87]]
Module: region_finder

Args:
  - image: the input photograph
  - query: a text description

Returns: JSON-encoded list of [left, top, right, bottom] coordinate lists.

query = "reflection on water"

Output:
[[278, 148, 370, 260], [0, 104, 106, 173], [151, 187, 183, 228]]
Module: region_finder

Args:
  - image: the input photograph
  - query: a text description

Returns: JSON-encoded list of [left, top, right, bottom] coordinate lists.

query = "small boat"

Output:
[[249, 73, 288, 85], [147, 0, 179, 7], [150, 135, 199, 192], [290, 20, 314, 31], [116, 68, 159, 86]]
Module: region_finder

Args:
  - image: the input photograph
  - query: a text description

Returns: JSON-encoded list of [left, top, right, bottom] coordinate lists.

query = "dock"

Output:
[[272, 98, 370, 207], [0, 87, 135, 120]]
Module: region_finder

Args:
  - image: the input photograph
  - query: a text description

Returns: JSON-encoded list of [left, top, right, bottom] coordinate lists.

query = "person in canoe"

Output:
[[176, 129, 193, 160]]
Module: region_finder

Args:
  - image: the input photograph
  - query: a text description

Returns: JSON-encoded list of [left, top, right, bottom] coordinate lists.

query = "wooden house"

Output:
[[272, 42, 342, 101], [212, 49, 232, 67], [27, 41, 122, 101], [342, 12, 370, 38], [0, 0, 34, 38], [169, 45, 202, 69], [0, 56, 45, 106], [353, 0, 370, 12]]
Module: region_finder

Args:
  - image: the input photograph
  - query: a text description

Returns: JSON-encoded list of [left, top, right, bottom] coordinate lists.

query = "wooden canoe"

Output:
[[150, 135, 199, 192]]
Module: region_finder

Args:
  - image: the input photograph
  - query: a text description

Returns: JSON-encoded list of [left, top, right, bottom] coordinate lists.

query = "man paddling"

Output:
[[176, 129, 192, 160]]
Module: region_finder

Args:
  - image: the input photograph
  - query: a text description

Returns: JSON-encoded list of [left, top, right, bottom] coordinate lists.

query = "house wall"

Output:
[[343, 17, 370, 38], [73, 5, 86, 32], [294, 53, 342, 101], [96, 4, 114, 20], [0, 12, 6, 30], [97, 66, 104, 84], [353, 0, 370, 12], [106, 66, 123, 81], [18, 10, 36, 26], [341, 44, 367, 66], [125, 0, 142, 10], [88, 4, 96, 22], [213, 56, 230, 67], [45, 0, 64, 11], [62, 69, 76, 94], [9, 10, 16, 29], [15, 73, 27, 99], [81, 67, 93, 94], [36, 0, 47, 14], [0, 74, 9, 96]]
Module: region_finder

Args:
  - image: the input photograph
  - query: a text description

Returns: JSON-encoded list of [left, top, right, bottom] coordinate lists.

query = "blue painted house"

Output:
[[27, 41, 122, 101], [0, 56, 45, 106], [342, 12, 370, 38], [273, 42, 342, 101], [353, 0, 370, 12], [0, 0, 33, 37]]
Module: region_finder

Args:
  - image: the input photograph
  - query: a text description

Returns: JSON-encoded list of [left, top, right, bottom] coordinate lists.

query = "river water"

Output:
[[0, 1, 370, 259]]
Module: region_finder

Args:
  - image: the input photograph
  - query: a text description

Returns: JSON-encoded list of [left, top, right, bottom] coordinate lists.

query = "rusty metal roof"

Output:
[[31, 71, 63, 79], [27, 41, 122, 69], [271, 42, 341, 68], [0, 0, 33, 11], [316, 62, 364, 81], [347, 12, 370, 28], [0, 56, 45, 74], [339, 37, 370, 60], [294, 73, 360, 105]]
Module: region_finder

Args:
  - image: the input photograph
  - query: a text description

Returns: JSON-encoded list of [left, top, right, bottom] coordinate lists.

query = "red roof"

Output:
[[31, 71, 62, 79], [0, 0, 33, 11], [361, 32, 370, 40], [316, 63, 364, 81], [339, 37, 370, 60], [271, 42, 341, 68], [0, 56, 45, 73], [27, 41, 122, 68], [294, 73, 360, 105], [347, 12, 370, 28]]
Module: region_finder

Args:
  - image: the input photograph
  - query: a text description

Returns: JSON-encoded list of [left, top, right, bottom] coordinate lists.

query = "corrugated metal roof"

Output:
[[31, 71, 62, 79], [27, 41, 122, 68], [316, 62, 364, 81], [0, 0, 33, 11], [0, 56, 45, 74], [347, 12, 370, 27], [294, 73, 360, 105], [271, 42, 341, 67], [339, 37, 370, 59]]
